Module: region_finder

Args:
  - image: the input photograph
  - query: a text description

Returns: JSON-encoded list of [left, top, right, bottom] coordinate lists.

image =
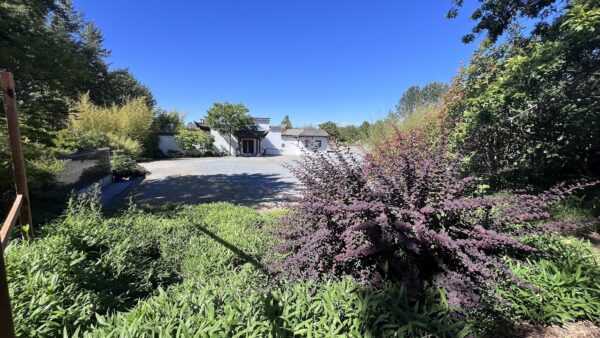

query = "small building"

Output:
[[158, 117, 329, 156], [279, 128, 330, 155]]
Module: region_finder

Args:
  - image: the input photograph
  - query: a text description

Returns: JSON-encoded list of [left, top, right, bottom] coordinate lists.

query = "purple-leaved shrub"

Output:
[[277, 129, 599, 309]]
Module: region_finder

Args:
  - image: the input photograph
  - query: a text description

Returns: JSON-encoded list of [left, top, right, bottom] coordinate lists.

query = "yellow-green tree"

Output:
[[70, 93, 153, 142], [67, 93, 153, 156]]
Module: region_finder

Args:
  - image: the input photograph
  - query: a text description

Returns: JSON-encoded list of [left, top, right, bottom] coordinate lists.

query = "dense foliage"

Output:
[[6, 193, 472, 337], [315, 120, 372, 144], [444, 0, 600, 187], [0, 125, 63, 215], [152, 110, 186, 133], [278, 130, 599, 311], [0, 0, 154, 138], [447, 0, 565, 43], [110, 152, 150, 179], [317, 121, 341, 140], [0, 0, 154, 213], [174, 129, 215, 156], [67, 94, 154, 156]]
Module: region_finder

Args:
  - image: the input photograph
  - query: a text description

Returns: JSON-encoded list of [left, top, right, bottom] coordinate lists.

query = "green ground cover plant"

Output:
[[6, 191, 471, 337], [6, 187, 599, 337]]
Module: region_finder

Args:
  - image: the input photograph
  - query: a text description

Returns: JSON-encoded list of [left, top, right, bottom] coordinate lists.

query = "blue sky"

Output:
[[73, 1, 480, 126]]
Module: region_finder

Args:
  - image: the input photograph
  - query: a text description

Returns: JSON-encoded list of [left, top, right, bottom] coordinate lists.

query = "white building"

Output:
[[158, 117, 329, 156]]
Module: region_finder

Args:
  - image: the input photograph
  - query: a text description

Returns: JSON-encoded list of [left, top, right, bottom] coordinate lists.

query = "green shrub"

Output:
[[174, 129, 215, 156], [54, 129, 108, 153], [7, 190, 183, 336], [70, 93, 154, 145], [54, 129, 142, 158], [498, 235, 600, 325], [6, 193, 272, 337], [443, 0, 600, 187], [110, 152, 149, 179], [105, 133, 143, 158], [1, 128, 64, 217]]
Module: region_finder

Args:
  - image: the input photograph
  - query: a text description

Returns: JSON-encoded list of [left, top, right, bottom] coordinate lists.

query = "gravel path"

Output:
[[122, 156, 302, 208]]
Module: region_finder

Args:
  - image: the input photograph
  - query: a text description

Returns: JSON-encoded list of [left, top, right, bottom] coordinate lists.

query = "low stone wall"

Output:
[[55, 148, 112, 193]]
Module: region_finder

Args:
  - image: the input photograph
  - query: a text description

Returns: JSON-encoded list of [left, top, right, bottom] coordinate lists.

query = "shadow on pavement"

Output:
[[125, 173, 298, 207]]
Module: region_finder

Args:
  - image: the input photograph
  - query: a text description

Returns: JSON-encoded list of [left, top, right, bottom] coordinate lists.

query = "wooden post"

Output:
[[1, 72, 33, 238]]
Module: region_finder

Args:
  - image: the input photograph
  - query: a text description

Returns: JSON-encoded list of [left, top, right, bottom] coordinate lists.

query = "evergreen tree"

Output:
[[281, 115, 293, 129]]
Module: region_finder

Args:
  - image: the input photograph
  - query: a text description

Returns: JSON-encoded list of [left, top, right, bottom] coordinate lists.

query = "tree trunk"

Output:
[[229, 133, 232, 155]]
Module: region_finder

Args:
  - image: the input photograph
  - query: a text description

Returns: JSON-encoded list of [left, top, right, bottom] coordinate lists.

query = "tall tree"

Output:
[[104, 70, 156, 109], [0, 0, 154, 138], [395, 82, 448, 118], [444, 0, 600, 186], [447, 0, 562, 43], [420, 82, 448, 106], [0, 0, 155, 213], [396, 86, 422, 117], [153, 110, 186, 133], [319, 121, 341, 141], [174, 129, 215, 155], [358, 121, 371, 139], [205, 102, 254, 154], [281, 115, 293, 129]]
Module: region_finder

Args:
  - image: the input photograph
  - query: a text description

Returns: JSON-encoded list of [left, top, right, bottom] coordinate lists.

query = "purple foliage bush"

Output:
[[277, 129, 598, 309]]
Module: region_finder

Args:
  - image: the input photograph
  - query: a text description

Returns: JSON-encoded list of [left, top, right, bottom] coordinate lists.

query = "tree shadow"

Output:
[[195, 223, 271, 276], [120, 173, 298, 207]]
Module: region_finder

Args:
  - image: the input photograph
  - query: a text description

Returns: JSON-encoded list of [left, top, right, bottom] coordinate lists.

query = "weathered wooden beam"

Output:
[[1, 195, 23, 251], [1, 72, 33, 238]]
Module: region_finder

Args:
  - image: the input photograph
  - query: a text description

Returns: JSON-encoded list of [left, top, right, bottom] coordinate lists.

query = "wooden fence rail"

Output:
[[0, 195, 22, 338], [1, 195, 23, 250]]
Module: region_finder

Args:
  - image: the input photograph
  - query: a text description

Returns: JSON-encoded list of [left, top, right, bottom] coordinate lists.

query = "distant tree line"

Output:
[[317, 121, 372, 144], [394, 82, 448, 118]]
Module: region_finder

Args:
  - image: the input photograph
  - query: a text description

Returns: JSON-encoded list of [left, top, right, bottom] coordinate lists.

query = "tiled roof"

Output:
[[253, 117, 271, 124], [281, 128, 303, 136], [281, 128, 329, 137]]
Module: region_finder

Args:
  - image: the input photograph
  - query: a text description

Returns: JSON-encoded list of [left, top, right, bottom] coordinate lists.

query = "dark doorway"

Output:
[[242, 139, 255, 154]]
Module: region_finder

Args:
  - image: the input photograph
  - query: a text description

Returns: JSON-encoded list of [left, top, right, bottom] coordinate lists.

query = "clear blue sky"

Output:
[[73, 1, 479, 126]]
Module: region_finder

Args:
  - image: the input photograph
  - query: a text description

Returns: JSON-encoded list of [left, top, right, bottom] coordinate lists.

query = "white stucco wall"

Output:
[[281, 135, 302, 155], [211, 130, 238, 155], [158, 135, 182, 153], [262, 131, 283, 155], [256, 121, 270, 131], [271, 135, 328, 155]]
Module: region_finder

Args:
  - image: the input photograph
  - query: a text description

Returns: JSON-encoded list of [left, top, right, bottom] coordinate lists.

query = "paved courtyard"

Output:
[[121, 156, 302, 208]]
